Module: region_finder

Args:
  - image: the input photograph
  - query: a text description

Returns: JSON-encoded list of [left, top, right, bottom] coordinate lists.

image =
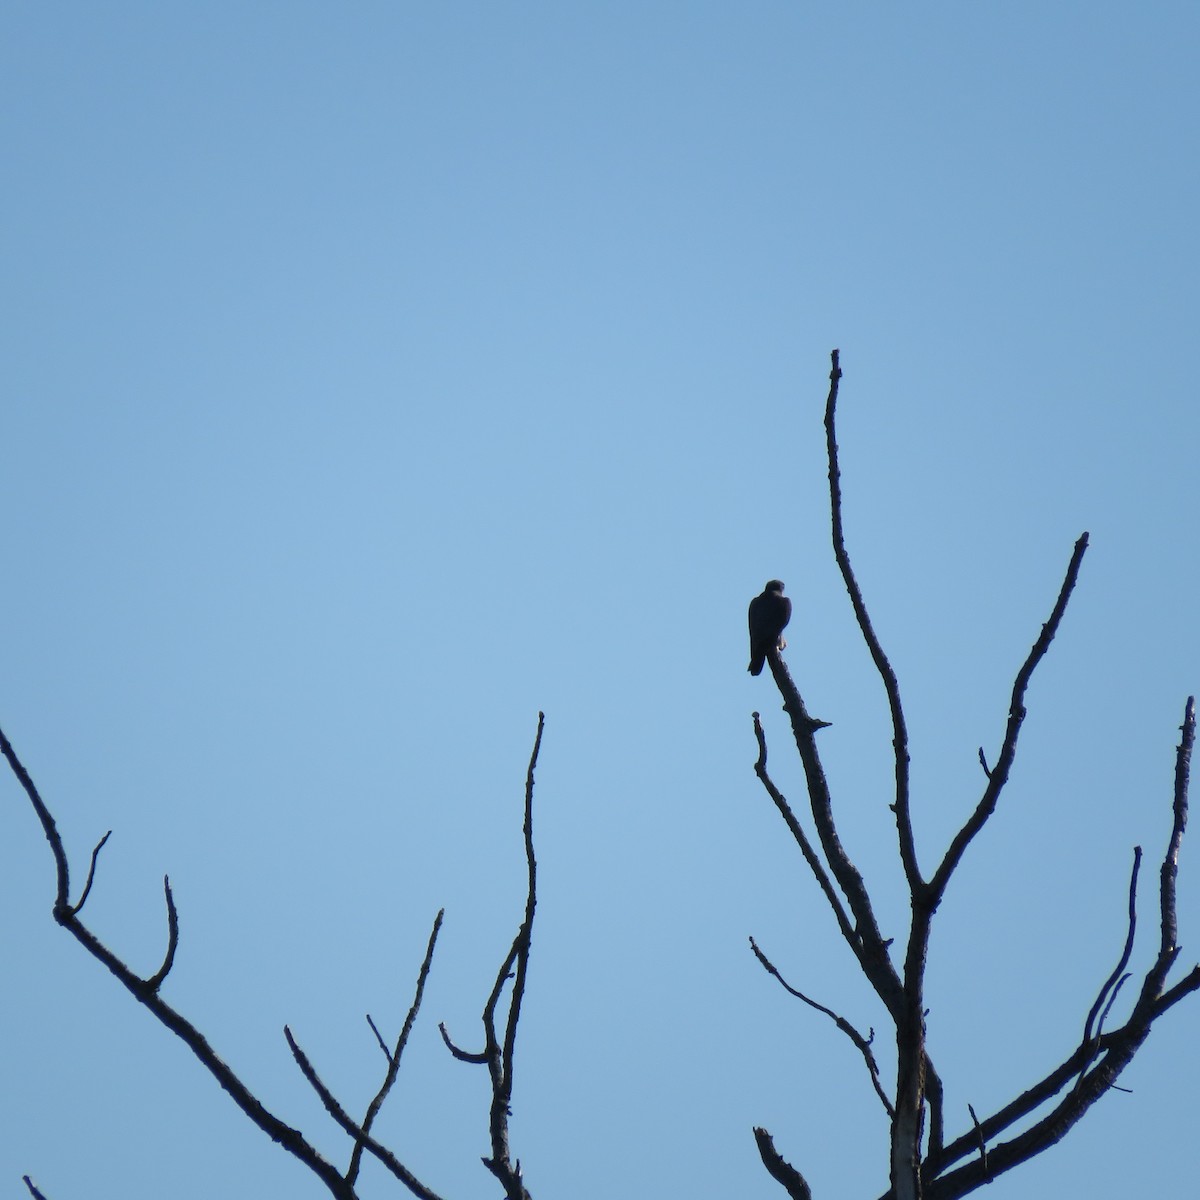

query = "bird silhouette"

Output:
[[747, 580, 791, 676]]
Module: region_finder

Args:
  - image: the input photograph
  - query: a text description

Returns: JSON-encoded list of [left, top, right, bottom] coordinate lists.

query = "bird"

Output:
[[748, 580, 791, 676]]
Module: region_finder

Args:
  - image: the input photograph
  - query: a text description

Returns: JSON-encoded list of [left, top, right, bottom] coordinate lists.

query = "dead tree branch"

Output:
[[824, 347, 920, 895], [440, 712, 544, 1200], [929, 532, 1090, 903], [754, 1126, 814, 1200], [751, 936, 894, 1117], [347, 908, 445, 1188], [1, 719, 445, 1200], [285, 1026, 447, 1200]]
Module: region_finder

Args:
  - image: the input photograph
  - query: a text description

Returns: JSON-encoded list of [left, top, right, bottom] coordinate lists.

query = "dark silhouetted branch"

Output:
[[347, 907, 445, 1188], [443, 712, 544, 1200], [285, 1026, 445, 1200], [1074, 848, 1141, 1090], [366, 1013, 391, 1061], [1, 724, 70, 912], [143, 875, 179, 993], [751, 712, 858, 955], [22, 1177, 49, 1200], [765, 652, 905, 1021], [751, 935, 893, 1117], [754, 1127, 814, 1200], [930, 532, 1089, 902], [2, 723, 360, 1200], [823, 349, 920, 895], [71, 829, 111, 915]]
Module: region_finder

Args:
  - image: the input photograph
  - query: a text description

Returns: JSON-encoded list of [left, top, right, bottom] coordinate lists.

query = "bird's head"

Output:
[[765, 580, 785, 593]]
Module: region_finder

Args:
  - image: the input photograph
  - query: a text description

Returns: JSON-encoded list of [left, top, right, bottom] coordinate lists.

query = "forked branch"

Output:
[[930, 531, 1089, 902], [0, 721, 360, 1200], [440, 712, 545, 1200]]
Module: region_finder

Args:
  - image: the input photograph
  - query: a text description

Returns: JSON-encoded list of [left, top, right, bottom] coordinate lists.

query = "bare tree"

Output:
[[3, 354, 1195, 1200], [746, 350, 1198, 1200]]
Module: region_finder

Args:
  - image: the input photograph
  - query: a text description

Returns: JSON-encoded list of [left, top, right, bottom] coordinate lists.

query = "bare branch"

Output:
[[750, 936, 893, 1117], [444, 713, 543, 1200], [925, 699, 1198, 1197], [764, 652, 904, 1020], [823, 349, 920, 893], [1, 723, 70, 911], [366, 1014, 392, 1061], [2, 728, 358, 1200], [71, 829, 112, 914], [285, 1026, 445, 1200], [751, 712, 858, 954], [144, 875, 179, 993], [1075, 848, 1141, 1090], [347, 908, 445, 1187], [22, 1177, 50, 1200], [753, 1126, 814, 1200], [930, 532, 1089, 901], [438, 1020, 488, 1063], [965, 1104, 989, 1182]]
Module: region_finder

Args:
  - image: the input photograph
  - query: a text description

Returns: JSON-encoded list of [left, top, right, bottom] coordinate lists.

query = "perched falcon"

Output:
[[748, 580, 791, 676]]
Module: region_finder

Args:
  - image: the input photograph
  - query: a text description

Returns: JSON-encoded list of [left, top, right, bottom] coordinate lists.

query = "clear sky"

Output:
[[2, 5, 1197, 1199]]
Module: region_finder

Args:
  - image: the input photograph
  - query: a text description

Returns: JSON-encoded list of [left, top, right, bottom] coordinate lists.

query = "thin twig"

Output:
[[751, 712, 859, 955], [285, 1026, 446, 1200], [750, 936, 893, 1117], [347, 909, 445, 1187], [438, 1021, 488, 1063], [71, 829, 112, 914], [966, 1103, 989, 1180], [144, 875, 179, 992], [1074, 848, 1141, 1091], [22, 1178, 49, 1200], [366, 1014, 392, 1062]]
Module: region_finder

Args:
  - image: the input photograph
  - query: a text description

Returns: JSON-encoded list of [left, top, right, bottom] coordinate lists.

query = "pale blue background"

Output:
[[2, 4, 1198, 1198]]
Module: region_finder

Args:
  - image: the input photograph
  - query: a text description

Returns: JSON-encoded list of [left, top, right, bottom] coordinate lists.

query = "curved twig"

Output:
[[144, 875, 179, 993], [1074, 848, 1141, 1090], [71, 829, 112, 914], [751, 712, 858, 954], [750, 936, 893, 1117]]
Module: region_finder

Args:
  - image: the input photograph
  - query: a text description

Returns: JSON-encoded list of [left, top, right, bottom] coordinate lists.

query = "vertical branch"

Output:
[[440, 713, 544, 1200], [347, 908, 445, 1188], [822, 350, 921, 893]]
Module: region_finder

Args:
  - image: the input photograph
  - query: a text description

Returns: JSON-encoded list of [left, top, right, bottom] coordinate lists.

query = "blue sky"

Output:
[[2, 4, 1198, 1198]]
